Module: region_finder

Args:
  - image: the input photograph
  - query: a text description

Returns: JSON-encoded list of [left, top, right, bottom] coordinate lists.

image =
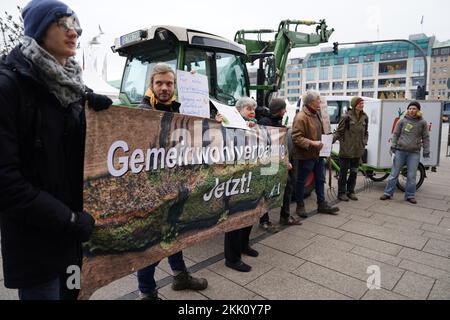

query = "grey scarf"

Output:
[[20, 36, 85, 108]]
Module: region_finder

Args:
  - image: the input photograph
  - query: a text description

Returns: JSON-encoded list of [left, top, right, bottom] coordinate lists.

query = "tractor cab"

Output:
[[112, 26, 250, 107]]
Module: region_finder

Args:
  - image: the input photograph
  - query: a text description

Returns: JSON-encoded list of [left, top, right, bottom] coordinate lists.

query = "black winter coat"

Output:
[[0, 47, 85, 288]]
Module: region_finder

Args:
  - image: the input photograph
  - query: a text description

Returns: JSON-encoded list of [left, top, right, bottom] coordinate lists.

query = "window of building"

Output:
[[362, 92, 374, 98], [432, 79, 436, 85], [379, 61, 407, 75], [439, 89, 446, 96], [288, 80, 301, 86], [288, 97, 298, 102], [347, 80, 359, 90], [306, 83, 316, 90], [363, 54, 375, 63], [321, 59, 330, 67], [347, 65, 358, 78], [333, 66, 342, 79], [349, 56, 359, 64], [378, 78, 406, 88], [411, 77, 425, 87], [362, 64, 373, 77], [442, 48, 450, 55], [306, 60, 317, 68], [306, 69, 316, 81], [346, 92, 359, 97], [433, 68, 437, 74], [380, 50, 408, 61], [319, 83, 330, 91], [279, 90, 285, 96], [332, 81, 344, 90], [413, 59, 425, 75], [431, 90, 435, 97], [288, 89, 300, 94], [319, 68, 329, 81], [362, 80, 375, 89], [334, 57, 344, 65], [287, 72, 300, 79]]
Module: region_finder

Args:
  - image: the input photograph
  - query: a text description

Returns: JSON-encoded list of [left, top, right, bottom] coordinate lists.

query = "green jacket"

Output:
[[333, 109, 369, 158]]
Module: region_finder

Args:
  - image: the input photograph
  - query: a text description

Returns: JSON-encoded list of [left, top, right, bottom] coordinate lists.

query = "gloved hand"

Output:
[[423, 152, 430, 158], [86, 92, 112, 111], [68, 211, 96, 242]]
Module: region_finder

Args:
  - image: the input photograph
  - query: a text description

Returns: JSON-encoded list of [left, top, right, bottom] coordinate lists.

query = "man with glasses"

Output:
[[0, 0, 111, 300]]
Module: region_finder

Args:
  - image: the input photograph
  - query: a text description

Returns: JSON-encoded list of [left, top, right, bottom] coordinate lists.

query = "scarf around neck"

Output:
[[144, 87, 177, 109], [20, 36, 85, 108]]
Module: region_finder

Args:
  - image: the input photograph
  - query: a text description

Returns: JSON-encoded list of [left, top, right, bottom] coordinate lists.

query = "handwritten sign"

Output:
[[212, 101, 250, 130], [177, 70, 210, 118], [319, 134, 333, 157]]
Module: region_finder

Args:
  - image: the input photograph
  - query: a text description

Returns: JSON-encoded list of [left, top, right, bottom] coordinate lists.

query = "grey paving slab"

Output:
[[178, 269, 255, 300], [90, 275, 137, 300], [423, 231, 450, 243], [421, 223, 450, 237], [0, 281, 18, 300], [439, 218, 450, 229], [416, 192, 447, 201], [398, 260, 450, 283], [423, 238, 450, 258], [368, 203, 439, 225], [340, 233, 403, 256], [393, 271, 435, 300], [361, 288, 410, 300], [282, 225, 317, 240], [431, 210, 450, 220], [306, 213, 350, 228], [297, 221, 347, 240], [351, 246, 402, 267], [398, 248, 450, 272], [337, 198, 382, 210], [259, 230, 315, 255], [293, 262, 368, 299], [207, 257, 274, 286], [381, 222, 425, 236], [251, 243, 307, 272], [309, 235, 355, 252], [371, 213, 424, 229], [346, 215, 385, 226], [407, 197, 450, 212], [246, 268, 350, 300], [337, 205, 377, 218], [428, 280, 450, 300], [183, 235, 224, 263], [339, 220, 428, 250], [296, 242, 405, 290]]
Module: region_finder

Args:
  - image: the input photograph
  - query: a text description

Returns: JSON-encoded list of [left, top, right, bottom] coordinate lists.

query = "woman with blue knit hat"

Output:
[[0, 0, 112, 300], [380, 101, 430, 204]]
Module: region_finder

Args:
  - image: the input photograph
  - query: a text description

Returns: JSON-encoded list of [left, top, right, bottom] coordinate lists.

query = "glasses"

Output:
[[56, 17, 82, 36]]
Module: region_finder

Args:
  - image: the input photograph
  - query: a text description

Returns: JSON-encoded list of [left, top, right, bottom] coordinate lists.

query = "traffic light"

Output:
[[333, 42, 339, 55], [416, 85, 428, 100]]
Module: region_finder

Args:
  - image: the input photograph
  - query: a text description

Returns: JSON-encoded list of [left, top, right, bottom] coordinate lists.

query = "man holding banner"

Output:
[[136, 63, 208, 300]]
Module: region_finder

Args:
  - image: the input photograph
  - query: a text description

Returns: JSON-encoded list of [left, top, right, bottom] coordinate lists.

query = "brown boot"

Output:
[[172, 271, 208, 291]]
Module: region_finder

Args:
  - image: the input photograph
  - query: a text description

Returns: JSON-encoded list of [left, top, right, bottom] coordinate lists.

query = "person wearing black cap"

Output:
[[333, 96, 369, 201], [380, 101, 430, 204], [258, 99, 302, 230], [0, 0, 112, 300]]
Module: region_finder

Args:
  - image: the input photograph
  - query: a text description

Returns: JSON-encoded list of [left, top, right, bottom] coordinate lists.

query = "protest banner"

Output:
[[79, 106, 288, 299]]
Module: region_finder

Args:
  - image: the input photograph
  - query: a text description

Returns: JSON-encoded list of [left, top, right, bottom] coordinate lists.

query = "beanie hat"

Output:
[[407, 101, 421, 110], [22, 0, 77, 42], [269, 98, 287, 114], [351, 96, 363, 109]]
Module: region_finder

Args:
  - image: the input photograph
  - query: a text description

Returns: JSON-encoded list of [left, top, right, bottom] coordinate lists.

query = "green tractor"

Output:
[[112, 20, 334, 115]]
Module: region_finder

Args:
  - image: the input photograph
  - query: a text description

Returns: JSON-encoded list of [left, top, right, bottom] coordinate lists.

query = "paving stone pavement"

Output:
[[1, 124, 450, 300]]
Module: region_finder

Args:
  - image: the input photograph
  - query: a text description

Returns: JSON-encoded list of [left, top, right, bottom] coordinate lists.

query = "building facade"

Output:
[[429, 42, 450, 100], [277, 34, 435, 102]]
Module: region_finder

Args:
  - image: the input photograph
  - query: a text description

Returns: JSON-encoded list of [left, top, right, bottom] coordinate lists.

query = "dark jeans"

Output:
[[338, 158, 360, 195], [295, 158, 325, 205], [18, 274, 79, 300], [259, 170, 294, 223], [137, 251, 187, 294], [224, 226, 252, 263]]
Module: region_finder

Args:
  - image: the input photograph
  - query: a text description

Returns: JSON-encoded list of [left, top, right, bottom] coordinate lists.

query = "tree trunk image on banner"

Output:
[[79, 106, 288, 299]]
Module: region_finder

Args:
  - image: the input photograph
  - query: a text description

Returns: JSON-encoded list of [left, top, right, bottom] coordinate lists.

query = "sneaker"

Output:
[[280, 215, 302, 226], [243, 246, 259, 257], [347, 193, 358, 201], [295, 204, 308, 218], [317, 202, 339, 215], [171, 271, 208, 291], [136, 290, 161, 300], [337, 194, 350, 202], [406, 198, 417, 204], [380, 194, 391, 201], [225, 260, 252, 273]]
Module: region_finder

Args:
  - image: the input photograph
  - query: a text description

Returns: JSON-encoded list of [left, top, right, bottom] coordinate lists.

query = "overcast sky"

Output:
[[3, 0, 450, 80]]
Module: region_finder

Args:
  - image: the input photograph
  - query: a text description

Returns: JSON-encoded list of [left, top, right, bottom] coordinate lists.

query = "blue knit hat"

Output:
[[22, 0, 78, 42]]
